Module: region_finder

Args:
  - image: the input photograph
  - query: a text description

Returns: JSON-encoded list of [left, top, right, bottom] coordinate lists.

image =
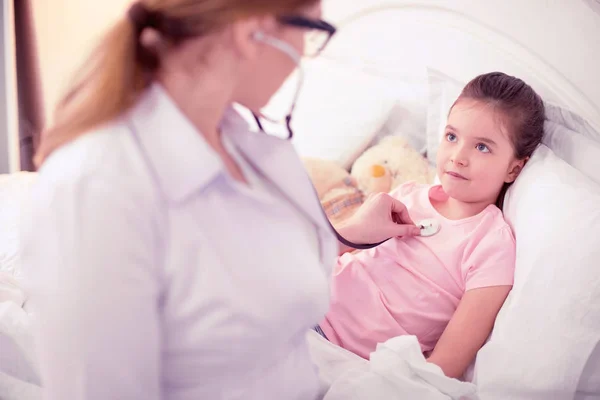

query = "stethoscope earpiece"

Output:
[[249, 31, 301, 64]]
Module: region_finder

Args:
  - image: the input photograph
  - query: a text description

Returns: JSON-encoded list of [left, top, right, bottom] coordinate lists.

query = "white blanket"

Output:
[[307, 330, 478, 400], [0, 289, 476, 400], [0, 299, 41, 400]]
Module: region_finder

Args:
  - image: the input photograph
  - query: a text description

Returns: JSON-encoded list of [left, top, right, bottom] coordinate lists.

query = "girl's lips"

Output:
[[446, 171, 468, 180]]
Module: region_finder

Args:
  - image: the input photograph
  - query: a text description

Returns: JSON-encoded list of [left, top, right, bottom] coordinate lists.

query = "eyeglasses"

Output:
[[277, 15, 337, 58]]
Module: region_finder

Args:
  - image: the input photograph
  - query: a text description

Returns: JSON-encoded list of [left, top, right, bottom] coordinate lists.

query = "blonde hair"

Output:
[[35, 0, 318, 167]]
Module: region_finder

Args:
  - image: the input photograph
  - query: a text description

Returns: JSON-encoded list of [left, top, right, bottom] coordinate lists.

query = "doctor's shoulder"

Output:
[[33, 119, 161, 215]]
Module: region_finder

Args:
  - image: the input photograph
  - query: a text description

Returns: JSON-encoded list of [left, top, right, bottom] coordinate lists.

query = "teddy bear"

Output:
[[302, 157, 364, 225], [350, 136, 435, 195], [302, 136, 435, 226]]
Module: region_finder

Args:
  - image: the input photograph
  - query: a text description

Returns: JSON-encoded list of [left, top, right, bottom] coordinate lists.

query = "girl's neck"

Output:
[[432, 195, 492, 220]]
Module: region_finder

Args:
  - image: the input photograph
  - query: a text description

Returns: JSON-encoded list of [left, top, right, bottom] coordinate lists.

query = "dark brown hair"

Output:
[[451, 72, 545, 209]]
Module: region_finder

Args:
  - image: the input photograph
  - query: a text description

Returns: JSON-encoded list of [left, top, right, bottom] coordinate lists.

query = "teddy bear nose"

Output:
[[371, 164, 387, 178]]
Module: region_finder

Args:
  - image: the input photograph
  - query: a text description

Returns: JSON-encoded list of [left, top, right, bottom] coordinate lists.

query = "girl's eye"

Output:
[[446, 133, 457, 142], [476, 143, 490, 153]]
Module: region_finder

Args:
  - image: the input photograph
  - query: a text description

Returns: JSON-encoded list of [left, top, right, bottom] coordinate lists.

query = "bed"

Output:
[[1, 0, 600, 399], [283, 0, 600, 399], [290, 0, 600, 166]]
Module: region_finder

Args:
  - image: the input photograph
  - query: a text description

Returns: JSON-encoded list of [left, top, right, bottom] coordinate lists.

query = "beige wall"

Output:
[[33, 1, 133, 126]]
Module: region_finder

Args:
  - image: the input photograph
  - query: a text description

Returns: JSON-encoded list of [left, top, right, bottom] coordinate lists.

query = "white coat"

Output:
[[20, 83, 338, 400]]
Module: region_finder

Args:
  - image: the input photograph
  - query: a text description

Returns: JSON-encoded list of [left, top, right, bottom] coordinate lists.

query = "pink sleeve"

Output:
[[462, 226, 516, 291]]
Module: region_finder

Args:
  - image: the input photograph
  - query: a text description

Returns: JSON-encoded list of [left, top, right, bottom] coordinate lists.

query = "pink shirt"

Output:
[[320, 182, 516, 359]]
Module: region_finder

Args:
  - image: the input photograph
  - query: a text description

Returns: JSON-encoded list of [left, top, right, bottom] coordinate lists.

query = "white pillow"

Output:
[[425, 68, 464, 165], [472, 144, 600, 399], [543, 102, 600, 185], [374, 99, 429, 156], [0, 172, 38, 281], [285, 58, 427, 169]]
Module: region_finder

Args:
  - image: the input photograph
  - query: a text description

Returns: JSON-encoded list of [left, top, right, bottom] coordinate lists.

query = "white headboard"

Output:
[[320, 0, 600, 133], [0, 0, 19, 174]]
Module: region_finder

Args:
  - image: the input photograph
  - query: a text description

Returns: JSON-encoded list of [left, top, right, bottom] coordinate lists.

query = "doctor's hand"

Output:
[[336, 192, 421, 247]]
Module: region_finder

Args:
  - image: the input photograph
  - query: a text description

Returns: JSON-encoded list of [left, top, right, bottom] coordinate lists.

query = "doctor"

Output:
[[21, 1, 420, 399]]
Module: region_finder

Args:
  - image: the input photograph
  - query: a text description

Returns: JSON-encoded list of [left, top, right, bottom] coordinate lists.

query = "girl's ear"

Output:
[[505, 157, 527, 183]]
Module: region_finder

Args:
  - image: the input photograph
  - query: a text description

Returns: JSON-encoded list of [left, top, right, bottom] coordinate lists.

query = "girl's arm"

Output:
[[426, 285, 512, 379]]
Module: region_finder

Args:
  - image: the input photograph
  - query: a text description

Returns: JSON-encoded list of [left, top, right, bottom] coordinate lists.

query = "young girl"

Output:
[[316, 72, 545, 379]]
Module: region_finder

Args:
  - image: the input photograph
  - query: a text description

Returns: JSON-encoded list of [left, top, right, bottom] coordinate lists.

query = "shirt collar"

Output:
[[127, 83, 331, 234], [128, 83, 243, 203]]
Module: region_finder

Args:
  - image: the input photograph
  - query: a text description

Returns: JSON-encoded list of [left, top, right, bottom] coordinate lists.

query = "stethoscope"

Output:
[[129, 101, 437, 252], [252, 107, 445, 250], [124, 10, 436, 250], [252, 116, 391, 250], [247, 57, 386, 251], [251, 116, 440, 251], [248, 32, 442, 250]]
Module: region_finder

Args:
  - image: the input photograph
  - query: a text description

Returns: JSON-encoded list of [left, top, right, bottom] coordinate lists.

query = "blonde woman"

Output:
[[21, 1, 420, 399]]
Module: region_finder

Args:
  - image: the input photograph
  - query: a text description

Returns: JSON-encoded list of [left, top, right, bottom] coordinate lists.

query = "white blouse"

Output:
[[20, 84, 338, 400]]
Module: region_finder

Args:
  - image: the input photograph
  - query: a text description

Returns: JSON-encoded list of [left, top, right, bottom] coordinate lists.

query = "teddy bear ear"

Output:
[[378, 135, 410, 148]]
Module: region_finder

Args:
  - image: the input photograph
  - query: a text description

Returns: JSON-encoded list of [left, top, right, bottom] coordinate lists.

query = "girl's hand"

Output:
[[337, 192, 421, 247]]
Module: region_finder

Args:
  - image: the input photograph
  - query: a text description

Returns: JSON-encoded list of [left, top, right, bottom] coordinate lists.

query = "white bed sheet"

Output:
[[307, 330, 477, 400], [0, 302, 40, 400]]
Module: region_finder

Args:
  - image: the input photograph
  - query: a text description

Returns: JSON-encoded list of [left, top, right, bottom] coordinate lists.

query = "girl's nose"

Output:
[[451, 148, 469, 167]]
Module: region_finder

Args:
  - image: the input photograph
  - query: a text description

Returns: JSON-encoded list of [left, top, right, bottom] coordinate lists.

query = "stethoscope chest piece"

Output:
[[417, 218, 441, 237]]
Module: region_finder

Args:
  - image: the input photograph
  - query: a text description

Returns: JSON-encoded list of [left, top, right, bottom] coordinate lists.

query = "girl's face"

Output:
[[436, 99, 525, 206]]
